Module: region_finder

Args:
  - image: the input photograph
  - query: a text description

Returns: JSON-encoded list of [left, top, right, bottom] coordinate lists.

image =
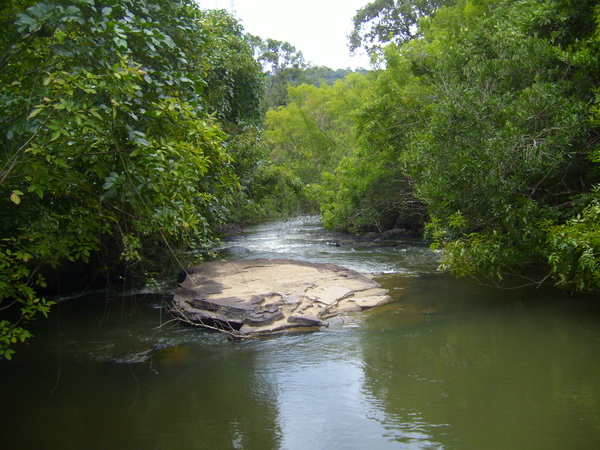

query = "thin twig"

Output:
[[167, 302, 249, 340]]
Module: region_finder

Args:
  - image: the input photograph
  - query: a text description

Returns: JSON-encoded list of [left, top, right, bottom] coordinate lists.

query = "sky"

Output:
[[201, 0, 372, 70]]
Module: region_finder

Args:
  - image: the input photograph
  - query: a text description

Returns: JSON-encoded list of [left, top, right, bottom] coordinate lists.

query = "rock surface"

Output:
[[170, 259, 390, 338]]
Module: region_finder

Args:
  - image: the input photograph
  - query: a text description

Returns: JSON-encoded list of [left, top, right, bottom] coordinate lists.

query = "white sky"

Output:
[[201, 0, 372, 70]]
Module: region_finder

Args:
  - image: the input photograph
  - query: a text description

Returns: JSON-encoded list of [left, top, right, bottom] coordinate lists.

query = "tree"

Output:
[[543, 1, 600, 291], [0, 0, 263, 359], [314, 0, 600, 290], [265, 74, 371, 184], [409, 0, 599, 285], [349, 0, 455, 59], [317, 50, 428, 233], [247, 35, 309, 108], [259, 73, 375, 219]]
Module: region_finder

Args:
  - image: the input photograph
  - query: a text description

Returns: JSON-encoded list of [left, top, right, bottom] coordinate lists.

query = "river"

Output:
[[2, 216, 600, 449]]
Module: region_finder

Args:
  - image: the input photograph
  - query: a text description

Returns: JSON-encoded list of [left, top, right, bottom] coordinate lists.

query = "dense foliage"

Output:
[[244, 35, 373, 219], [266, 0, 600, 291], [265, 75, 372, 184], [381, 0, 599, 288], [0, 0, 263, 358]]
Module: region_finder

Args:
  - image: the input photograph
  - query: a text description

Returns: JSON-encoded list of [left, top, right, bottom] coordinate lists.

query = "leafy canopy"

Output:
[[274, 0, 600, 291], [0, 0, 263, 359]]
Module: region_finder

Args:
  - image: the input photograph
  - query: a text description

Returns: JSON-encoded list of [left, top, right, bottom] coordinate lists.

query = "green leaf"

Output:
[[15, 13, 38, 31], [10, 191, 23, 205], [28, 108, 43, 118]]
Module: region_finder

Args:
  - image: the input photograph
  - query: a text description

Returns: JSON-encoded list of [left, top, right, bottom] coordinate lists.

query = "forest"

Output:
[[1, 0, 599, 359]]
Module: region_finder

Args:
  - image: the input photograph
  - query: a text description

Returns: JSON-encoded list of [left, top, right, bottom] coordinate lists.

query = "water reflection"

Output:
[[360, 276, 600, 449], [251, 331, 405, 449]]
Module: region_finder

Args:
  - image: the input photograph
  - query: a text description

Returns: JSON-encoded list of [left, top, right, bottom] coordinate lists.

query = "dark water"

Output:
[[2, 216, 600, 449]]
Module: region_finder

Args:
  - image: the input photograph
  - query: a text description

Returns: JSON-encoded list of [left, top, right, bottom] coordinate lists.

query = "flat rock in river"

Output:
[[170, 259, 390, 338]]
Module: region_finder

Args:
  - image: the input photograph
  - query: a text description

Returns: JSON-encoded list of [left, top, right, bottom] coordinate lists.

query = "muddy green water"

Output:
[[2, 217, 600, 449]]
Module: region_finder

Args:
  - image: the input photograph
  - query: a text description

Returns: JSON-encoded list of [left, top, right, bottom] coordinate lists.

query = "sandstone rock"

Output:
[[244, 307, 284, 327], [170, 259, 390, 338], [287, 315, 327, 327]]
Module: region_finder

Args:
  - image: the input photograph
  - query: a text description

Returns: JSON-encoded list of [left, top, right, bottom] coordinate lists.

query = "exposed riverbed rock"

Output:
[[170, 259, 390, 338], [381, 228, 408, 239]]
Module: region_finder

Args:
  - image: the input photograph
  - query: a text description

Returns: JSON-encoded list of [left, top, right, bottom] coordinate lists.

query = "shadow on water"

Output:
[[1, 292, 283, 449], [2, 216, 600, 449]]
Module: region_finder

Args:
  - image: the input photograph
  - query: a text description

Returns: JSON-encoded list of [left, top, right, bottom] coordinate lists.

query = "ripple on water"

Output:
[[222, 215, 440, 275]]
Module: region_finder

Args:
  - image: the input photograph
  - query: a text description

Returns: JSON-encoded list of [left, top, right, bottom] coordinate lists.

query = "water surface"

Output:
[[2, 216, 600, 449]]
